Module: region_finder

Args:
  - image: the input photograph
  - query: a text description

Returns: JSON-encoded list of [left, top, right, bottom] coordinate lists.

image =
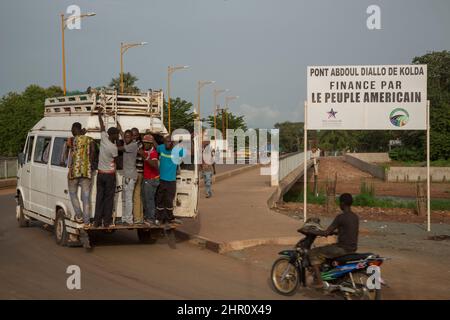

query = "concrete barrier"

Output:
[[386, 167, 450, 182], [267, 160, 314, 208], [346, 153, 390, 163], [344, 154, 386, 180]]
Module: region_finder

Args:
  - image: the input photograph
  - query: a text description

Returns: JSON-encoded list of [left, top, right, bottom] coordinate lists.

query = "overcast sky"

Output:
[[0, 0, 449, 128]]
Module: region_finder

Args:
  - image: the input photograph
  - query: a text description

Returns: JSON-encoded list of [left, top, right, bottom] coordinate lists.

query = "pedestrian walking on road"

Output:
[[201, 140, 216, 198]]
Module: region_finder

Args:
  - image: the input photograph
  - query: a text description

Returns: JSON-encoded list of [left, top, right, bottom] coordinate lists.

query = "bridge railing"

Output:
[[272, 151, 311, 186]]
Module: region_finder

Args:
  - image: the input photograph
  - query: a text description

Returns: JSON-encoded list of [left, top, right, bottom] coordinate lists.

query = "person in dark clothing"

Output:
[[308, 193, 360, 288], [93, 110, 119, 228], [155, 135, 184, 225]]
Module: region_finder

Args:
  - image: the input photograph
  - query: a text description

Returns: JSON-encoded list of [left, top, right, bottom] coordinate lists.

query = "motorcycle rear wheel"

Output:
[[347, 272, 381, 300], [271, 257, 299, 296]]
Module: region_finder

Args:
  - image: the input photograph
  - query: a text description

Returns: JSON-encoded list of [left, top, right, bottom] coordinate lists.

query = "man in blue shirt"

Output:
[[155, 135, 184, 224]]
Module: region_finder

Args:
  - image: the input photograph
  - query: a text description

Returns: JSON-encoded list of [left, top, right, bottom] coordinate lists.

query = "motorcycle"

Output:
[[270, 218, 387, 300]]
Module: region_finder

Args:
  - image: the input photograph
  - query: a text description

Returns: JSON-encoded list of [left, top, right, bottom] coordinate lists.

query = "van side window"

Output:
[[51, 137, 69, 167], [34, 136, 52, 164], [26, 136, 35, 163]]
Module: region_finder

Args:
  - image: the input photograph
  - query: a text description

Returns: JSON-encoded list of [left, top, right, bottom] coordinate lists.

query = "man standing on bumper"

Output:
[[142, 134, 160, 224], [132, 128, 144, 224], [67, 122, 96, 227], [94, 111, 119, 228], [155, 135, 184, 225], [116, 123, 139, 225]]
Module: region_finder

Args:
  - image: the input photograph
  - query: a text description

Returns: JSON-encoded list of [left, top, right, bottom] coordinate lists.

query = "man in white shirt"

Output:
[[93, 110, 119, 228]]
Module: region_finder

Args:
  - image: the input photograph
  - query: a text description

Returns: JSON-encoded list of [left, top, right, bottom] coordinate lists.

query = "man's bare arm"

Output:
[[98, 111, 105, 132], [117, 121, 124, 138]]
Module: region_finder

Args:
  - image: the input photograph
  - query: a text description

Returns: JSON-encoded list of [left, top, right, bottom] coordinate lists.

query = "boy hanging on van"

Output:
[[93, 110, 119, 228], [116, 123, 140, 226], [67, 122, 96, 227]]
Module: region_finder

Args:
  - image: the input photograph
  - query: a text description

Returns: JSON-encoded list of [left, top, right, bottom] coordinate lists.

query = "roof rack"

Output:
[[44, 88, 164, 118]]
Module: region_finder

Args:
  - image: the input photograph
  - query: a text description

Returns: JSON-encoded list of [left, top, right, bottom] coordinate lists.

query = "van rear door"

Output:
[[173, 121, 200, 218]]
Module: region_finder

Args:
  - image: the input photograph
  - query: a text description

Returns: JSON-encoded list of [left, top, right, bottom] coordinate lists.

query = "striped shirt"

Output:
[[135, 140, 144, 173]]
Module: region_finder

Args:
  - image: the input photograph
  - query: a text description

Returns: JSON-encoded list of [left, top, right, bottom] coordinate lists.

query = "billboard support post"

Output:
[[304, 101, 308, 222], [427, 100, 430, 232]]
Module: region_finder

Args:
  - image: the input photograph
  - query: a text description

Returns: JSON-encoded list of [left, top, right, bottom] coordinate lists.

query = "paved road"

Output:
[[0, 192, 304, 299]]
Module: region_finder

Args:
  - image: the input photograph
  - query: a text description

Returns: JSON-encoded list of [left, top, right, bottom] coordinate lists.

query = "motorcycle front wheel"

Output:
[[271, 257, 299, 296]]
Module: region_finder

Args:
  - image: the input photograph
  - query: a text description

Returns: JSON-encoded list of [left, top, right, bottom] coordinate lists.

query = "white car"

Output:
[[16, 89, 199, 248]]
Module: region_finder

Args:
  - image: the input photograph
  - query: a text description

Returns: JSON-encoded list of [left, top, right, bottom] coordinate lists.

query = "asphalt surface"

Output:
[[0, 192, 303, 300]]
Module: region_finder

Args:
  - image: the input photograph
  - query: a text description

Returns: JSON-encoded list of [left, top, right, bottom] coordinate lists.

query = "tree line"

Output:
[[0, 73, 247, 157]]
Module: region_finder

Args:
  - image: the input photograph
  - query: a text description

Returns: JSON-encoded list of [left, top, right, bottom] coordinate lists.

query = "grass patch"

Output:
[[381, 159, 450, 168], [283, 180, 450, 210]]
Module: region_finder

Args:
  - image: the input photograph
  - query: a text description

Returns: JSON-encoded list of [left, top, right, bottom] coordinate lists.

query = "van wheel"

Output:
[[137, 229, 157, 244], [55, 209, 69, 246], [17, 194, 29, 228]]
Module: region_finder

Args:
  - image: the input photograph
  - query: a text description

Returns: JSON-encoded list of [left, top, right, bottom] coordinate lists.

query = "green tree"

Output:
[[392, 51, 450, 161], [164, 97, 196, 133], [205, 111, 247, 136], [317, 130, 356, 153], [109, 72, 140, 94], [274, 122, 304, 153], [0, 85, 63, 157]]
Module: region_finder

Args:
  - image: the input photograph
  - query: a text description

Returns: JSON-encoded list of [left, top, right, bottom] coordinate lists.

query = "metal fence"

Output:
[[0, 158, 18, 179]]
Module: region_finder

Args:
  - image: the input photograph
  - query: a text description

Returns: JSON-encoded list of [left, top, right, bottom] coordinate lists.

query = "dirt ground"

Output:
[[277, 202, 450, 224], [312, 157, 450, 199], [281, 157, 450, 224]]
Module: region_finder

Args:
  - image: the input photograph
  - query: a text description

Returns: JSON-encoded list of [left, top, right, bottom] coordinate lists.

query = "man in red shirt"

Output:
[[141, 134, 160, 224]]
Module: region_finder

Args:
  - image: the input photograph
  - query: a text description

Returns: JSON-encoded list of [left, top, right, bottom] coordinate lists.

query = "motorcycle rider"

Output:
[[308, 193, 359, 289]]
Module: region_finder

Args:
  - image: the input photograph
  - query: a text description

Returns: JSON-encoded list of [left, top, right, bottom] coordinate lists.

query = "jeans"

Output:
[[143, 179, 159, 220], [133, 173, 144, 223], [122, 177, 136, 224], [94, 173, 116, 226], [202, 171, 213, 196], [68, 177, 91, 224]]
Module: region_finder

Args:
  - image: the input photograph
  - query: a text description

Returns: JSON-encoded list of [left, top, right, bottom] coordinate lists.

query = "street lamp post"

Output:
[[224, 96, 239, 138], [120, 42, 148, 94], [196, 80, 215, 120], [60, 12, 96, 95], [167, 65, 189, 133], [213, 88, 229, 139]]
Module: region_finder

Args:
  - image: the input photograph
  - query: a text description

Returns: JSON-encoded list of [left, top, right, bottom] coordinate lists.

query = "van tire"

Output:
[[17, 194, 29, 228], [55, 209, 69, 246], [137, 229, 157, 244]]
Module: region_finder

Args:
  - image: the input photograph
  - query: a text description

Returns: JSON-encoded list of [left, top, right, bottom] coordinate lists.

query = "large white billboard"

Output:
[[307, 65, 427, 130]]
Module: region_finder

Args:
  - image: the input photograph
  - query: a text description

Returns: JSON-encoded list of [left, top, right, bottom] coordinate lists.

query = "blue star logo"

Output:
[[327, 108, 338, 119]]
